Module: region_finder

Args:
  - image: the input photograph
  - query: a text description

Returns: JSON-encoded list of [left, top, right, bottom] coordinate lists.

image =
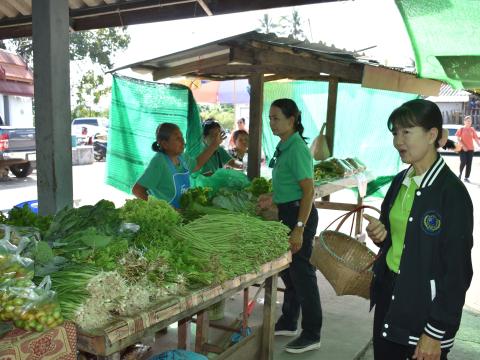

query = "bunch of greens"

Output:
[[179, 187, 212, 209], [120, 198, 181, 248], [211, 189, 256, 215], [44, 200, 121, 243], [0, 205, 53, 236], [246, 177, 272, 197]]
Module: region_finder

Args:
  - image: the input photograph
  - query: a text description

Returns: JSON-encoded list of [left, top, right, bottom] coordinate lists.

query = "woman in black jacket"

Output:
[[364, 99, 473, 360]]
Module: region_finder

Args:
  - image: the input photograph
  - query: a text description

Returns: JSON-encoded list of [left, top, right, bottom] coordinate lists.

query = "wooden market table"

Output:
[[314, 171, 373, 237], [77, 253, 291, 360]]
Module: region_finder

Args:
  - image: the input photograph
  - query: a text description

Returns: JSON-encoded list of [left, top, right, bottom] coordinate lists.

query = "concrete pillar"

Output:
[[32, 0, 72, 215]]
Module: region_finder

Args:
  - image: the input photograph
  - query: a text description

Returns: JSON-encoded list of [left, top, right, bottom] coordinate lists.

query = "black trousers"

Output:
[[373, 269, 450, 360], [277, 202, 322, 341], [459, 150, 474, 178]]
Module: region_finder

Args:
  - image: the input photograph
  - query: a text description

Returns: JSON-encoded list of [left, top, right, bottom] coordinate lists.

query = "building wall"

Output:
[[0, 95, 4, 124], [436, 102, 464, 124], [1, 95, 34, 127]]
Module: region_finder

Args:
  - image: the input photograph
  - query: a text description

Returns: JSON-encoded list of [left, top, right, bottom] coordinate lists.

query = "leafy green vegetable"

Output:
[[246, 177, 272, 197], [180, 187, 212, 209], [120, 198, 181, 248], [211, 189, 256, 215], [0, 205, 52, 236], [32, 241, 54, 264]]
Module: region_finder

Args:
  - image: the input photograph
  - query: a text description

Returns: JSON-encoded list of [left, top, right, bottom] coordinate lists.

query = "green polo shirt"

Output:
[[137, 152, 196, 202], [386, 170, 424, 273], [195, 143, 232, 176], [272, 132, 313, 204]]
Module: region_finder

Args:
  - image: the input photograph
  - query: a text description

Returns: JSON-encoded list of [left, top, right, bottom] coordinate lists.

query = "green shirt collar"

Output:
[[277, 132, 302, 152]]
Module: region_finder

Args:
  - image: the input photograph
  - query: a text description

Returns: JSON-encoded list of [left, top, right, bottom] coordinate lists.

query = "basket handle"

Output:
[[324, 205, 381, 232]]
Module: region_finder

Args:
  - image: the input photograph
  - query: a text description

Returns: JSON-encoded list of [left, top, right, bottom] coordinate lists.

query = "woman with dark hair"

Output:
[[258, 98, 322, 354], [363, 99, 473, 360], [197, 119, 243, 175], [228, 129, 249, 163], [132, 122, 223, 208]]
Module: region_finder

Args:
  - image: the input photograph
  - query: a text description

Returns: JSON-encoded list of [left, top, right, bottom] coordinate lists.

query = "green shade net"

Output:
[[262, 81, 417, 182], [106, 75, 203, 193], [396, 0, 480, 90]]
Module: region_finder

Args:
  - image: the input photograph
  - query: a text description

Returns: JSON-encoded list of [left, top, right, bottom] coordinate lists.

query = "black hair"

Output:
[[232, 129, 248, 142], [202, 118, 221, 137], [387, 99, 443, 148], [151, 122, 180, 152], [237, 118, 246, 124], [271, 98, 307, 142]]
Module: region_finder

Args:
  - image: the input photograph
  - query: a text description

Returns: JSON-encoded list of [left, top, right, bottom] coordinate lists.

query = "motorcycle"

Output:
[[93, 135, 107, 161]]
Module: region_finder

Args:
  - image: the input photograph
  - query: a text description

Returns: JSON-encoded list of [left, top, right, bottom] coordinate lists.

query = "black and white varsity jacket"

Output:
[[370, 155, 474, 350]]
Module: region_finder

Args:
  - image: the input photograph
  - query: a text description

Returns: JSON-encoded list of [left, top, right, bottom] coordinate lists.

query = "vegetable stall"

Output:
[[0, 177, 291, 359]]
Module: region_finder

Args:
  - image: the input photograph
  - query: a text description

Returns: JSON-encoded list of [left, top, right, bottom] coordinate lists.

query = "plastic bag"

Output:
[[0, 224, 40, 255], [310, 123, 331, 161], [0, 252, 34, 283], [0, 276, 63, 332], [192, 169, 250, 195]]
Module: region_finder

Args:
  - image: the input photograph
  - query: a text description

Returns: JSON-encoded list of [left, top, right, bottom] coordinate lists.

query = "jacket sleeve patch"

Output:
[[421, 211, 442, 236]]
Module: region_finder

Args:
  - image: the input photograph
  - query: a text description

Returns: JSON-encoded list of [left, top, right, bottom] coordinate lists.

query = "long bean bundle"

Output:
[[174, 214, 290, 283]]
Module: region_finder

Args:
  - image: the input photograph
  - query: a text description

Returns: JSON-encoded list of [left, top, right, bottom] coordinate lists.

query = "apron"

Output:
[[163, 153, 191, 208]]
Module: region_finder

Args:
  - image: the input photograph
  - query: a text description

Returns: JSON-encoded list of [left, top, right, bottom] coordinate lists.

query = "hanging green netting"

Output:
[[106, 74, 203, 193], [396, 0, 480, 90], [262, 81, 417, 179]]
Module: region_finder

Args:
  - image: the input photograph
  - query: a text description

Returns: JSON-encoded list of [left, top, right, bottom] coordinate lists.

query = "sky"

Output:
[[114, 0, 414, 72]]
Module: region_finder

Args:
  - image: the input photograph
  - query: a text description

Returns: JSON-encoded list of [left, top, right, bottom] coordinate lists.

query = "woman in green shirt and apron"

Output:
[[258, 99, 322, 354], [132, 122, 223, 208]]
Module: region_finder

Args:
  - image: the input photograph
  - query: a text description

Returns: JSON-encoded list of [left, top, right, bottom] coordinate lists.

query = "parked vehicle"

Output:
[[0, 126, 36, 177], [93, 134, 107, 161], [71, 117, 108, 144]]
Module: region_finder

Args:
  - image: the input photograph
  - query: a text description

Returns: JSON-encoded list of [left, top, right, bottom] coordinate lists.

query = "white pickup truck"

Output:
[[71, 117, 108, 144]]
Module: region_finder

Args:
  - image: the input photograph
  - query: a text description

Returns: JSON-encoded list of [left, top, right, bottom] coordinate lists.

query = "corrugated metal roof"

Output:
[[0, 0, 344, 40]]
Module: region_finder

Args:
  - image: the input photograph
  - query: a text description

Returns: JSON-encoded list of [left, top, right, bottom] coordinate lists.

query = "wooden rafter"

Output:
[[8, 0, 30, 16], [0, 1, 19, 18]]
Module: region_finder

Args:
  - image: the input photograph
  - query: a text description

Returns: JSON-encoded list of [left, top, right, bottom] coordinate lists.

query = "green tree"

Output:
[[199, 104, 235, 130], [256, 14, 280, 34], [280, 9, 305, 40], [0, 28, 130, 116]]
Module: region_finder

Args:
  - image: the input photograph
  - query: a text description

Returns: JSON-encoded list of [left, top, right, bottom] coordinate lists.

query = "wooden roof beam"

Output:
[[8, 0, 30, 16], [230, 46, 363, 83], [151, 53, 231, 80], [0, 2, 19, 18]]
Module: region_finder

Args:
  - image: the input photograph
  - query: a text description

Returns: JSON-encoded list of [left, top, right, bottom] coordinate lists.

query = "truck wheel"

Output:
[[10, 162, 33, 178]]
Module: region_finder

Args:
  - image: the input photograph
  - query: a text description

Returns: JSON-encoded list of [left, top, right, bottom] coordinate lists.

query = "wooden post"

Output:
[[242, 287, 249, 337], [247, 74, 264, 179], [261, 274, 278, 360], [178, 318, 191, 350], [325, 78, 339, 155], [195, 310, 209, 354]]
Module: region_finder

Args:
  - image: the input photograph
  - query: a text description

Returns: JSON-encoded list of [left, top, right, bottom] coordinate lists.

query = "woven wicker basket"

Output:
[[310, 206, 379, 299]]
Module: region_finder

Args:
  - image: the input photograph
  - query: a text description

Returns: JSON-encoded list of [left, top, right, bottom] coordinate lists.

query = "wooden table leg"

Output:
[[195, 310, 209, 354], [242, 287, 249, 337], [261, 274, 278, 360], [178, 318, 191, 350]]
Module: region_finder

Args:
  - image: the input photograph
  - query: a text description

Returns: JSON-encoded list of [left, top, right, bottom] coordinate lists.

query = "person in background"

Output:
[[197, 119, 243, 176], [456, 115, 480, 182], [131, 122, 223, 208], [229, 117, 247, 148], [228, 129, 249, 164], [257, 98, 322, 354], [364, 99, 473, 360]]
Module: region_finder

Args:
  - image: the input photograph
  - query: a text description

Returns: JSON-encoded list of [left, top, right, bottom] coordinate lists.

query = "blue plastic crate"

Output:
[[13, 200, 38, 214]]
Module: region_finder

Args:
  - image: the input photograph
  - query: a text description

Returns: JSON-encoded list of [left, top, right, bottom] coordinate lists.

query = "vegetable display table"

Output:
[[77, 253, 291, 360], [314, 171, 373, 236], [0, 321, 77, 360]]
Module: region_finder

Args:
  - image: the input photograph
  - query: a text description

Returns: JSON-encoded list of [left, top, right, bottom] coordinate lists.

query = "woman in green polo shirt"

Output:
[[196, 119, 243, 176], [364, 99, 473, 360], [258, 99, 322, 354], [132, 122, 223, 208]]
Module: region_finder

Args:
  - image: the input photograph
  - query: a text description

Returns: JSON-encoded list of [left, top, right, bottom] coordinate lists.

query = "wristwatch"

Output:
[[296, 221, 305, 228]]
